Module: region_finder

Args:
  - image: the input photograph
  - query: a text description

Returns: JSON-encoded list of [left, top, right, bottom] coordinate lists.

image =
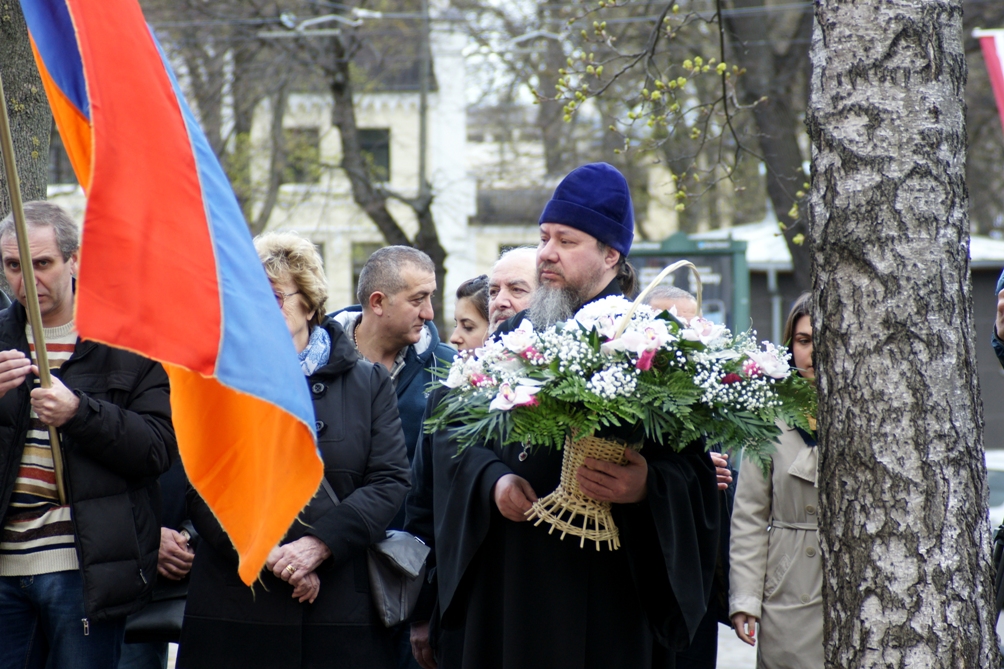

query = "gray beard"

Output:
[[527, 284, 581, 329]]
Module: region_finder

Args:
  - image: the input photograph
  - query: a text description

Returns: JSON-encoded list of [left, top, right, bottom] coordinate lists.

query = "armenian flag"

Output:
[[977, 28, 1004, 136], [19, 0, 322, 585]]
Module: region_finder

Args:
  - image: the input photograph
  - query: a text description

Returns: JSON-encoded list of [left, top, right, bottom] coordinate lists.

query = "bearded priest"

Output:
[[430, 163, 721, 669]]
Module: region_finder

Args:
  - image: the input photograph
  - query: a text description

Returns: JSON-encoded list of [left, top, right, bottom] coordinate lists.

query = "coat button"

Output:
[[800, 594, 810, 604], [805, 505, 816, 515], [312, 383, 325, 394], [806, 547, 816, 557], [315, 420, 326, 435]]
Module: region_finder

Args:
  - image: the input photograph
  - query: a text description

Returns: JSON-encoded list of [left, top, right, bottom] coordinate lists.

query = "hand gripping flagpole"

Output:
[[0, 70, 68, 505]]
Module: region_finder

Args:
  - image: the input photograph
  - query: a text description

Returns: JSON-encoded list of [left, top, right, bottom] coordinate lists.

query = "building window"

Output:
[[281, 128, 321, 184], [358, 129, 390, 182], [48, 122, 76, 185], [352, 242, 383, 303]]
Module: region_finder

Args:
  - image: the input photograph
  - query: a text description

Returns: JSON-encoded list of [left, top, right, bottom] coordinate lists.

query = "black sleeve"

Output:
[[405, 388, 444, 623], [304, 364, 411, 567], [431, 426, 511, 620], [405, 389, 442, 548], [62, 359, 175, 480], [187, 484, 238, 565], [617, 440, 720, 650]]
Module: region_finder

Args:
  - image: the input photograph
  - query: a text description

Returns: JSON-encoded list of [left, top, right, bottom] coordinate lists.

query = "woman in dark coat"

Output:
[[177, 232, 410, 669]]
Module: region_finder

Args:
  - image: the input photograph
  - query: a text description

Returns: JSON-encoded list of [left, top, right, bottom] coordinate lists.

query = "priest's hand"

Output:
[[0, 350, 30, 399], [29, 369, 79, 427], [711, 452, 733, 490], [731, 612, 757, 646], [577, 448, 648, 504], [493, 474, 537, 522]]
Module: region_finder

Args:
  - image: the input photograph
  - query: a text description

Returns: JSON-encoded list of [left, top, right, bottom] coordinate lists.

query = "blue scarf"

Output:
[[298, 326, 331, 376]]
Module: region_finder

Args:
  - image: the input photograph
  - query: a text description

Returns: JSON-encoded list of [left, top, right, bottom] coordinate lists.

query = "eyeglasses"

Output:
[[273, 290, 300, 308]]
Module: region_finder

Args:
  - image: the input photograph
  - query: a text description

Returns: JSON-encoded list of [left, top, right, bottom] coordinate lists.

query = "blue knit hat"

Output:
[[538, 162, 634, 256]]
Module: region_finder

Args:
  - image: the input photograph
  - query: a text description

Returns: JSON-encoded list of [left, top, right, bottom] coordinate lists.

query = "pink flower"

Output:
[[636, 349, 657, 371], [721, 373, 743, 385], [521, 346, 545, 364], [501, 320, 536, 354], [742, 358, 762, 378], [681, 317, 728, 346], [489, 381, 542, 411], [746, 347, 790, 379]]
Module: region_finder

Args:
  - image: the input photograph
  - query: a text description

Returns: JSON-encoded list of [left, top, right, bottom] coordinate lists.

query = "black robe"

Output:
[[430, 280, 721, 669]]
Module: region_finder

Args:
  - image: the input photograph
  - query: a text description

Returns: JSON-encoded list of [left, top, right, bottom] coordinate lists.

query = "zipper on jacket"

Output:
[[139, 567, 148, 585], [82, 618, 89, 636]]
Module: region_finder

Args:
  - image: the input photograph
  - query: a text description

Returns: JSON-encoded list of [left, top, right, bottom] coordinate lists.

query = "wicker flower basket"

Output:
[[525, 432, 635, 550], [524, 260, 703, 550]]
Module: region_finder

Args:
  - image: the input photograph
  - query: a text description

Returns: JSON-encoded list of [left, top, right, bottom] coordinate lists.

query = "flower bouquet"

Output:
[[426, 263, 816, 550]]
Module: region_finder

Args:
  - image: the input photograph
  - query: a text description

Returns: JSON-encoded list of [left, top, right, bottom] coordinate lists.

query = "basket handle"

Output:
[[613, 260, 703, 339]]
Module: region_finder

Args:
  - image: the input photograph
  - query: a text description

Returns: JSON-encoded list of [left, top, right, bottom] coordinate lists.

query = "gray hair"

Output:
[[492, 246, 537, 274], [641, 285, 696, 306], [357, 245, 435, 307], [0, 201, 80, 261]]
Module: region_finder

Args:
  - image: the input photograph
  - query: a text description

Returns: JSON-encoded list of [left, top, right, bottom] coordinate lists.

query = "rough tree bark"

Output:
[[0, 4, 51, 218], [806, 2, 999, 667]]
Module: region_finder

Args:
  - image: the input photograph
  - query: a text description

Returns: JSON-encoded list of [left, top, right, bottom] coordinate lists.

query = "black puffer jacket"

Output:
[[178, 318, 410, 669], [0, 302, 175, 621]]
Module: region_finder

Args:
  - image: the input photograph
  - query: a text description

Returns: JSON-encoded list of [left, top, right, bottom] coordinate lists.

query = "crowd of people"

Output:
[[0, 163, 824, 669]]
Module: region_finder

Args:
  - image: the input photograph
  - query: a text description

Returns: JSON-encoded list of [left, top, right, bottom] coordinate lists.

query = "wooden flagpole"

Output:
[[0, 70, 68, 505]]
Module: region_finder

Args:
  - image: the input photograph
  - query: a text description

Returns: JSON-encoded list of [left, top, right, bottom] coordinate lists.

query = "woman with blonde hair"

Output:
[[728, 292, 820, 669], [178, 232, 410, 669]]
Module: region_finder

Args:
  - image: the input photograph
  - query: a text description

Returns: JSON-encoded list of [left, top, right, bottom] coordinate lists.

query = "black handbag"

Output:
[[319, 478, 430, 627], [123, 578, 188, 644]]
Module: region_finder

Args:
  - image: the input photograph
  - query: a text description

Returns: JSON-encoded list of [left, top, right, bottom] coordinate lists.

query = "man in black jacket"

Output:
[[0, 202, 175, 669]]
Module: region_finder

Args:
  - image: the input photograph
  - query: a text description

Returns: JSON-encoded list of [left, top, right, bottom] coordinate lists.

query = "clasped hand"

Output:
[[266, 536, 332, 604], [158, 528, 194, 580]]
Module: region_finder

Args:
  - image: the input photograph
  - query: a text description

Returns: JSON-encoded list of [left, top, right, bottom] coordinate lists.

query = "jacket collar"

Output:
[[394, 319, 445, 392], [0, 301, 93, 361], [787, 440, 818, 486], [327, 306, 446, 389], [581, 277, 624, 306], [329, 305, 439, 362], [310, 319, 360, 379]]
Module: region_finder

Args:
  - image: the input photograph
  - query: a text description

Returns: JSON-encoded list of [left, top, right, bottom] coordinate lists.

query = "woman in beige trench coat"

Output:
[[729, 293, 822, 669]]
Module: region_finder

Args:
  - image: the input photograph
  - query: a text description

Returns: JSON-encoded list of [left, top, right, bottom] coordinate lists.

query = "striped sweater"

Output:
[[0, 322, 78, 576]]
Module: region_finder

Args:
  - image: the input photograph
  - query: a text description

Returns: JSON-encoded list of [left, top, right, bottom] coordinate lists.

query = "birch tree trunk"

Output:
[[806, 1, 999, 667], [0, 4, 51, 217]]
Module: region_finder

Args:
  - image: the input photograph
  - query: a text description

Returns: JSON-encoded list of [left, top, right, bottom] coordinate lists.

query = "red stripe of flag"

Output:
[[980, 35, 1004, 137]]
